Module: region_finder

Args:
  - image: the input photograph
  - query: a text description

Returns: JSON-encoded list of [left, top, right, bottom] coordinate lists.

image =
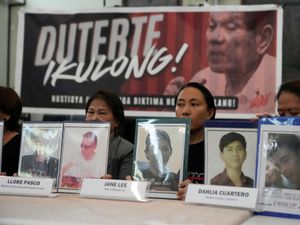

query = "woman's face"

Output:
[[273, 146, 300, 186], [175, 87, 214, 132], [85, 98, 118, 135], [277, 91, 300, 116], [220, 140, 247, 170]]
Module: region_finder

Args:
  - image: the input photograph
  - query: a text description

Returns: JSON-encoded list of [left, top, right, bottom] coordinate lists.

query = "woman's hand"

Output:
[[177, 179, 191, 200], [100, 174, 112, 179]]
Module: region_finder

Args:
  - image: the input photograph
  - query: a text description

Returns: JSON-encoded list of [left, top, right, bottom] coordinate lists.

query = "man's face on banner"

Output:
[[206, 12, 259, 75]]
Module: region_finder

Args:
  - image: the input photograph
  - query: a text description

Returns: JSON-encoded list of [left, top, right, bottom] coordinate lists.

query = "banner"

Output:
[[15, 5, 282, 118]]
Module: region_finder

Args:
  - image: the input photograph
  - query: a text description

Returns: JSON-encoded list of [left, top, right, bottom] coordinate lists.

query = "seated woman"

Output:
[[0, 86, 22, 176], [61, 90, 133, 187], [175, 82, 216, 199], [134, 129, 179, 192], [210, 132, 253, 187]]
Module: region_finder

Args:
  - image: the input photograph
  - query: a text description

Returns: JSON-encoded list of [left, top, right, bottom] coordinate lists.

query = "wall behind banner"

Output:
[[0, 0, 9, 86]]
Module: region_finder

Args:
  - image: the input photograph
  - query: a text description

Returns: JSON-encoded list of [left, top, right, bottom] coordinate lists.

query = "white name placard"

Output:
[[185, 184, 258, 209], [0, 176, 55, 197], [80, 178, 150, 202]]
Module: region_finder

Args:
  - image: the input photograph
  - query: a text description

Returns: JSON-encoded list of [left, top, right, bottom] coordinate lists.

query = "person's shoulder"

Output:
[[191, 67, 213, 82], [119, 136, 134, 148], [210, 172, 223, 185], [5, 132, 21, 146], [21, 154, 34, 161], [111, 136, 134, 157], [243, 176, 254, 187], [48, 156, 59, 163]]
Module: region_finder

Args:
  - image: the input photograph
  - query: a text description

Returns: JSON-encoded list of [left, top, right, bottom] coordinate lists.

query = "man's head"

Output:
[[219, 132, 247, 169], [81, 131, 98, 161], [206, 11, 274, 77], [145, 129, 172, 172], [270, 134, 300, 188]]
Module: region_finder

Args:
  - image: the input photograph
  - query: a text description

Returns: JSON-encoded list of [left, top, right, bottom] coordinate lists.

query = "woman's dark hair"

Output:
[[219, 132, 247, 153], [276, 80, 300, 100], [0, 86, 22, 131], [175, 82, 216, 119], [85, 90, 124, 132]]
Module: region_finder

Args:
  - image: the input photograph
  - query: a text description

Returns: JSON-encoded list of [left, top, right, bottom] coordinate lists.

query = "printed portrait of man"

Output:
[[134, 129, 179, 192], [20, 128, 60, 179], [265, 133, 300, 190], [210, 132, 253, 187], [61, 131, 100, 189]]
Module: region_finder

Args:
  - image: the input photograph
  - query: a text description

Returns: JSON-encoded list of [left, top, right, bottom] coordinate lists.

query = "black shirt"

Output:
[[187, 141, 205, 184], [1, 133, 21, 176]]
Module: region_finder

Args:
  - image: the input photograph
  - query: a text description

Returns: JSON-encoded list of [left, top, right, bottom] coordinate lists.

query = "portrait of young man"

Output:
[[206, 129, 257, 187]]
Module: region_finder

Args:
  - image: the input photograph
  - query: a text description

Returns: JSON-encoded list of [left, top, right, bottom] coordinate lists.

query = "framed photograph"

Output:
[[123, 0, 181, 6], [256, 117, 300, 219], [132, 117, 190, 199], [58, 121, 110, 193], [0, 121, 3, 170], [18, 122, 63, 186], [205, 120, 257, 188]]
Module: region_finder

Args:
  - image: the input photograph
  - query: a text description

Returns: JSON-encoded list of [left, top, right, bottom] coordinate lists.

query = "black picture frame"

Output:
[[132, 117, 190, 199]]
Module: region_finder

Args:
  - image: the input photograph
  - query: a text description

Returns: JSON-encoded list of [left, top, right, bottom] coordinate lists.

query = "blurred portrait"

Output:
[[61, 130, 100, 189], [134, 129, 179, 192], [19, 125, 62, 179], [265, 133, 300, 190]]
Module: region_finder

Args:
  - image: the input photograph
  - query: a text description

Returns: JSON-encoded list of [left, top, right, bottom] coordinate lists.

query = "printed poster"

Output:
[[15, 5, 282, 118]]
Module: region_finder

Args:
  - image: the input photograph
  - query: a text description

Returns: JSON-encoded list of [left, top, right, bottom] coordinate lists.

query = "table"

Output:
[[241, 215, 299, 225], [0, 194, 252, 225]]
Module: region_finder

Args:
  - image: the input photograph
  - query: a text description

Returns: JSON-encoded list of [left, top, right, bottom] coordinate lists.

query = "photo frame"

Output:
[[256, 117, 300, 219], [204, 120, 257, 188], [132, 117, 190, 199], [58, 121, 110, 193], [18, 122, 63, 187], [0, 121, 4, 170], [123, 0, 181, 6]]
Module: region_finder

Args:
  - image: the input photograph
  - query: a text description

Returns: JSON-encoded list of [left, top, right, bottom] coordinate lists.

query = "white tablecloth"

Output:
[[241, 215, 300, 225], [0, 194, 252, 225]]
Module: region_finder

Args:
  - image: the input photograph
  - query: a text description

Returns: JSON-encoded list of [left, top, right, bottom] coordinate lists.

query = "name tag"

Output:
[[0, 176, 55, 197], [185, 184, 258, 209], [80, 178, 150, 202]]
